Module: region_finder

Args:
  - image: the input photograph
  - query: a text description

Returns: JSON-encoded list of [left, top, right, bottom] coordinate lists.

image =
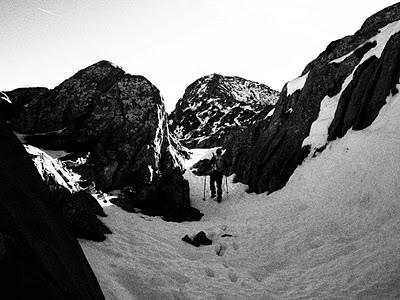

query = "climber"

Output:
[[209, 148, 226, 203]]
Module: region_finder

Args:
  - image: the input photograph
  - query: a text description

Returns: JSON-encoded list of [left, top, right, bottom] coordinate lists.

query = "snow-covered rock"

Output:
[[25, 144, 81, 192], [21, 143, 112, 241], [226, 3, 400, 194], [169, 73, 279, 148]]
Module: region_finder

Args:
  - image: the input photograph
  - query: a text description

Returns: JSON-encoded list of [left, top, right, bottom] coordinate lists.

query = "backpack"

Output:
[[212, 155, 224, 173]]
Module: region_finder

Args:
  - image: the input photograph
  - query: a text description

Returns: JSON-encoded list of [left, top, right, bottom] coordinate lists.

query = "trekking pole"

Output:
[[203, 176, 206, 200], [225, 175, 229, 195]]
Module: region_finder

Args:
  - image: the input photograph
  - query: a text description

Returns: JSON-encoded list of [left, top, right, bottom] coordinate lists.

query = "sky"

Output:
[[1, 0, 398, 111]]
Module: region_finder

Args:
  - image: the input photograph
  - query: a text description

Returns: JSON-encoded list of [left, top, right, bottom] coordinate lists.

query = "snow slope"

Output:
[[80, 84, 400, 299]]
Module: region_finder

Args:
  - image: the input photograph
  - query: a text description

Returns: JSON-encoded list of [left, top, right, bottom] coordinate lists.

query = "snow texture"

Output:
[[80, 82, 400, 298]]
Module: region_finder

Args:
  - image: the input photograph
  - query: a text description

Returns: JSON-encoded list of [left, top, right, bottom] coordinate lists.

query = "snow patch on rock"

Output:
[[0, 91, 11, 103], [286, 72, 309, 96], [25, 145, 81, 192]]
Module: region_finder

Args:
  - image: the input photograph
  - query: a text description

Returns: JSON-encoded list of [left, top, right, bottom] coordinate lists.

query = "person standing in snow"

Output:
[[209, 148, 225, 203]]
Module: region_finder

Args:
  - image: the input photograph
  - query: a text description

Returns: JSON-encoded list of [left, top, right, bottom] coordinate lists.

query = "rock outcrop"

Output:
[[0, 104, 105, 299], [225, 3, 400, 193], [7, 61, 192, 218], [169, 74, 279, 148], [25, 144, 82, 192], [24, 144, 111, 241]]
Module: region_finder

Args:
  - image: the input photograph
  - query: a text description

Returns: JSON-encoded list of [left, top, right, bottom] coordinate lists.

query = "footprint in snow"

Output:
[[215, 243, 227, 256], [232, 242, 239, 251], [228, 271, 238, 283], [205, 267, 215, 277]]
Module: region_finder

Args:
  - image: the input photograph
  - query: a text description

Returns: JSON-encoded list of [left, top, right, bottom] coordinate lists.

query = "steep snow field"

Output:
[[80, 88, 400, 299]]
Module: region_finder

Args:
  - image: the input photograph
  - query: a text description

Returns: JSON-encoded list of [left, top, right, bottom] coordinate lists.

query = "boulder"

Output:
[[163, 206, 204, 223], [181, 231, 212, 247], [54, 189, 111, 242], [225, 3, 400, 194], [0, 105, 104, 298], [191, 158, 213, 176], [192, 231, 212, 246]]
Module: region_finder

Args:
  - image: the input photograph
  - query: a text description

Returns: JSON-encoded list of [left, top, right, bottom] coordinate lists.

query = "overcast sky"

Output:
[[1, 0, 398, 111]]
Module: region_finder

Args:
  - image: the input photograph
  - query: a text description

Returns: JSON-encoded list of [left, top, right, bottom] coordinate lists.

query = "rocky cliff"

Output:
[[169, 74, 279, 148], [0, 104, 105, 299], [7, 61, 192, 218], [225, 3, 400, 193]]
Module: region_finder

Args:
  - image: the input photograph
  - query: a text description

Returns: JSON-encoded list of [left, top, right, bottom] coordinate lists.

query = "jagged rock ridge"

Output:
[[225, 3, 400, 194], [169, 73, 279, 148], [6, 61, 192, 219]]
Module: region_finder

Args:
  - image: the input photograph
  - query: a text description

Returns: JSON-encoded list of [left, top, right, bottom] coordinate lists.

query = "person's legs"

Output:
[[216, 172, 223, 202], [210, 173, 216, 197]]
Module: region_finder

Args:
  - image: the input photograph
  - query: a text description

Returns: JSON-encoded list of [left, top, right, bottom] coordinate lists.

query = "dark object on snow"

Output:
[[162, 206, 204, 222], [0, 113, 105, 299], [182, 235, 198, 247], [109, 196, 137, 213], [182, 231, 212, 247], [221, 234, 233, 237], [72, 190, 107, 217], [193, 231, 212, 246]]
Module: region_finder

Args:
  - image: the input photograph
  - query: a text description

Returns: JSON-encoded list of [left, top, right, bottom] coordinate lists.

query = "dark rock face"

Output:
[[169, 74, 279, 148], [302, 4, 400, 75], [2, 87, 49, 120], [52, 189, 111, 242], [329, 32, 400, 139], [7, 61, 190, 214], [25, 144, 111, 241], [0, 110, 104, 299], [225, 3, 400, 194]]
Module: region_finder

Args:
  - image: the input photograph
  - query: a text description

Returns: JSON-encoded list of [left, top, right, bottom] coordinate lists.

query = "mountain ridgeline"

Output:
[[169, 74, 279, 148], [225, 3, 400, 194]]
